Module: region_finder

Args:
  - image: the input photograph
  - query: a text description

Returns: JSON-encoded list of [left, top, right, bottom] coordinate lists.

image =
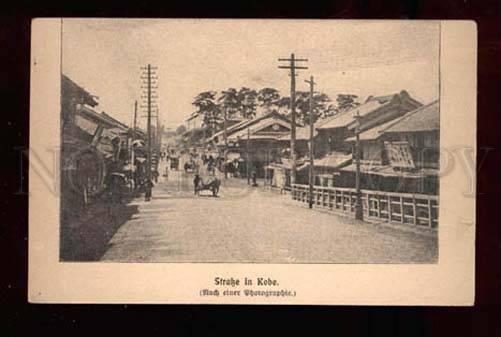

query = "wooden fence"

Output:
[[291, 184, 438, 228]]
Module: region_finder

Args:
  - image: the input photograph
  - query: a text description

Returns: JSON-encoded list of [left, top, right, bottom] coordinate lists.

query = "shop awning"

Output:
[[225, 152, 241, 162]]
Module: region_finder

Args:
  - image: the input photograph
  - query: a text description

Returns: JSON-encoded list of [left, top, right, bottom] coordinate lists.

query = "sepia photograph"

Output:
[[28, 19, 476, 304], [59, 19, 440, 264]]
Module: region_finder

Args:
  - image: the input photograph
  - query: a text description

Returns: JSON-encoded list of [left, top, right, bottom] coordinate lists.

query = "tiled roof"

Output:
[[311, 151, 352, 168], [383, 100, 439, 133], [278, 126, 317, 141], [207, 111, 293, 143], [316, 97, 395, 130], [100, 111, 130, 131], [316, 90, 422, 131], [77, 105, 116, 128], [228, 118, 291, 140], [345, 117, 406, 142], [62, 74, 99, 107]]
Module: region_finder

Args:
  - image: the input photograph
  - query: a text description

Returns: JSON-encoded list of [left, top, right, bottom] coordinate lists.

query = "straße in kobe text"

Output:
[[214, 277, 279, 287]]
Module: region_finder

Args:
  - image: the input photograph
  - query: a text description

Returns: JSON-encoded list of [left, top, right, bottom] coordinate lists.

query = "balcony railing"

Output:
[[291, 184, 438, 228]]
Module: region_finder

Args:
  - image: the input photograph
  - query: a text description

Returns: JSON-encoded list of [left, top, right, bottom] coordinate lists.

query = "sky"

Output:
[[62, 19, 440, 130]]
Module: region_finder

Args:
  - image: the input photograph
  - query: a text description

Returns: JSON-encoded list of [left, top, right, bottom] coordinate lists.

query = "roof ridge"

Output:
[[316, 102, 365, 126]]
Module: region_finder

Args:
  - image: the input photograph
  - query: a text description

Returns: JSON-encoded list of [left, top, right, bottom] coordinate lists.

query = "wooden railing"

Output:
[[291, 184, 438, 228]]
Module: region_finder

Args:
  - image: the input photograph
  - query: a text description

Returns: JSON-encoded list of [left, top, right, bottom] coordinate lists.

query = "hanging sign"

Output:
[[384, 141, 415, 169]]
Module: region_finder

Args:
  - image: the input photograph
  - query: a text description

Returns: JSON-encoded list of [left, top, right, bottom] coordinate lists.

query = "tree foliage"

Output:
[[238, 87, 258, 119], [191, 87, 361, 134], [293, 91, 332, 125], [257, 88, 280, 113], [336, 94, 361, 112], [192, 91, 222, 134]]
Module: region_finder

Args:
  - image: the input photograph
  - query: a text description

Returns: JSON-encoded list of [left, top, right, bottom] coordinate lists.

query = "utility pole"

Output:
[[140, 64, 158, 201], [305, 76, 315, 209], [133, 100, 138, 135], [130, 100, 138, 191], [130, 100, 138, 166], [246, 127, 250, 185], [146, 65, 152, 183], [156, 112, 160, 150], [223, 106, 228, 179], [354, 110, 364, 221], [278, 53, 308, 185]]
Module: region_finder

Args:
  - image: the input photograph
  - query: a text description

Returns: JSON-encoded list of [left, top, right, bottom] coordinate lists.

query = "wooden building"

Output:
[[339, 100, 440, 195], [207, 111, 306, 178], [314, 90, 423, 157], [61, 75, 137, 213]]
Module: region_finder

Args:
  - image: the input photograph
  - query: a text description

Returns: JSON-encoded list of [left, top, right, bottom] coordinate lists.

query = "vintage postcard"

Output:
[[29, 19, 476, 304]]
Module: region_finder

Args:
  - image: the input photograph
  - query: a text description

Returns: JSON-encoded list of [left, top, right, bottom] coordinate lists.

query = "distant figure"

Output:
[[109, 174, 123, 203], [193, 174, 202, 195], [163, 164, 169, 179], [144, 178, 154, 201], [232, 159, 240, 177], [251, 171, 258, 187]]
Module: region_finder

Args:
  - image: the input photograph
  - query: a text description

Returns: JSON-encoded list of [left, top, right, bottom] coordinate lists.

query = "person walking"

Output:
[[193, 174, 202, 195], [144, 178, 153, 201], [251, 171, 259, 187]]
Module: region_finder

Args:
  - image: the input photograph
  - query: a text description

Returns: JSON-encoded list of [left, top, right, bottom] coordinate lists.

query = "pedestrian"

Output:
[[164, 164, 169, 179], [144, 178, 154, 201], [193, 173, 202, 195], [251, 171, 258, 187]]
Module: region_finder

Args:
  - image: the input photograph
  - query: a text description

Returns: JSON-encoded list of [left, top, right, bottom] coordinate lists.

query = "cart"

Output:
[[195, 177, 221, 197]]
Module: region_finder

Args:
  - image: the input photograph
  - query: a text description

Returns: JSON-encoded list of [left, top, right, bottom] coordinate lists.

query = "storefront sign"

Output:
[[384, 141, 415, 169], [74, 114, 98, 135]]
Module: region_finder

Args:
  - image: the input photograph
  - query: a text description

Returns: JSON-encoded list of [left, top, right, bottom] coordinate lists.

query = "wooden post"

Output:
[[246, 127, 250, 185], [223, 106, 228, 179], [412, 196, 417, 225], [428, 198, 433, 227], [354, 110, 364, 220], [388, 195, 392, 221], [278, 54, 308, 185], [400, 195, 405, 223], [147, 64, 152, 182], [305, 76, 315, 209], [130, 100, 137, 191], [377, 194, 381, 218]]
